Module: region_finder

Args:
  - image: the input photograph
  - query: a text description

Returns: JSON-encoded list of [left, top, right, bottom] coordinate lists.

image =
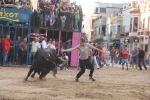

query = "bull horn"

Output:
[[44, 56, 51, 61], [44, 56, 56, 65]]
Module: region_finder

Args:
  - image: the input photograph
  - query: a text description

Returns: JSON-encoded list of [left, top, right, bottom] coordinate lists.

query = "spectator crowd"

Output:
[[0, 34, 73, 70], [88, 42, 149, 71], [1, 32, 150, 72], [0, 0, 32, 9], [36, 0, 82, 31]]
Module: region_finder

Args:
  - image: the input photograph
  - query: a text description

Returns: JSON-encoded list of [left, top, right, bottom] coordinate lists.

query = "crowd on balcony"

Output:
[[35, 0, 82, 31], [0, 0, 83, 31], [0, 0, 32, 9]]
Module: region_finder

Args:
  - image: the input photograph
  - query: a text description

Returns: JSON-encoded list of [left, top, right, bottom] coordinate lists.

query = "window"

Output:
[[133, 17, 138, 32], [102, 25, 106, 36], [96, 27, 99, 35], [129, 3, 131, 6], [99, 27, 101, 34], [145, 44, 148, 52], [130, 18, 132, 32], [100, 8, 106, 13], [143, 18, 145, 29], [92, 19, 94, 26], [118, 25, 121, 33], [95, 7, 99, 14]]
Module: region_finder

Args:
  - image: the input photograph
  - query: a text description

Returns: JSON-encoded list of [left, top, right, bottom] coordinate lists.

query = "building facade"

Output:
[[91, 2, 123, 46], [121, 0, 150, 52]]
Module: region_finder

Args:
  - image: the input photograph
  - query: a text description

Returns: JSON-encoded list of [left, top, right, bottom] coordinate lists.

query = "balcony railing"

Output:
[[93, 18, 106, 26], [32, 9, 83, 32]]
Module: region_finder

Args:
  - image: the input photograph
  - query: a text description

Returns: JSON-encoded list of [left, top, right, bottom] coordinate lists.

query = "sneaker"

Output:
[[75, 78, 79, 82], [135, 70, 138, 72], [3, 65, 6, 67], [66, 68, 69, 70], [132, 68, 134, 71], [89, 76, 96, 81]]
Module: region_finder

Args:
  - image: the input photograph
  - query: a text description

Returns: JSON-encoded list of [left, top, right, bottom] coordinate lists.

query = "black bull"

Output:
[[24, 49, 64, 81]]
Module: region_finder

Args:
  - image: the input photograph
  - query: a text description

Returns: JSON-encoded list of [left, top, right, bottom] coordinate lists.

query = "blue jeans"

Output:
[[56, 17, 61, 28], [3, 52, 8, 66], [138, 58, 147, 70], [122, 59, 128, 64], [75, 18, 80, 30], [29, 52, 36, 64], [61, 16, 66, 28]]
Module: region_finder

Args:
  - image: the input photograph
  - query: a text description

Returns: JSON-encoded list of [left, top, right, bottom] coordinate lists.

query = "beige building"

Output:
[[108, 14, 123, 50], [90, 2, 123, 45], [123, 0, 150, 52]]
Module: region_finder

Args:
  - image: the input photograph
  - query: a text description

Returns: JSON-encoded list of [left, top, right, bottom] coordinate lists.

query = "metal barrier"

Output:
[[0, 7, 31, 66]]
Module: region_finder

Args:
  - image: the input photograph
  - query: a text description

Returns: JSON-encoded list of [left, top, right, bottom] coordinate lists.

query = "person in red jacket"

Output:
[[122, 46, 129, 70], [2, 35, 10, 67]]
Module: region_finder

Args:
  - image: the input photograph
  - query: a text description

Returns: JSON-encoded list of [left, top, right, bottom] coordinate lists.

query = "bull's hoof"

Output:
[[53, 74, 57, 78], [31, 74, 35, 78], [24, 78, 27, 81]]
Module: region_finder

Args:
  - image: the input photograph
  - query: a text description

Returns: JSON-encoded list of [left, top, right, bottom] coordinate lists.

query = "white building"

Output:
[[91, 2, 123, 45], [82, 16, 91, 41], [122, 0, 150, 52]]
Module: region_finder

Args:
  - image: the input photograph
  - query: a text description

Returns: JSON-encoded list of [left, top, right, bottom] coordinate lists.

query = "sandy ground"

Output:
[[0, 66, 150, 100]]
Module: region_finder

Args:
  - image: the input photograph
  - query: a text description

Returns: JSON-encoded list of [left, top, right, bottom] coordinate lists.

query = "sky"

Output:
[[70, 0, 132, 16]]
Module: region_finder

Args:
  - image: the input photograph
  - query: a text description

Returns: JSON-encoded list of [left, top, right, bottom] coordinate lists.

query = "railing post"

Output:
[[13, 28, 17, 64], [8, 27, 10, 35], [26, 11, 31, 66], [21, 28, 24, 41], [52, 30, 54, 39]]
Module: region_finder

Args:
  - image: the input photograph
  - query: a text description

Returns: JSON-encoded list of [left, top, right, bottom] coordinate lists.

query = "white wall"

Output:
[[31, 0, 38, 10], [122, 8, 132, 32]]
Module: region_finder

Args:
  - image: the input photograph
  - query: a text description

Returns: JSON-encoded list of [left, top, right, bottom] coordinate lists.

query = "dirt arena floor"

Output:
[[0, 66, 150, 100]]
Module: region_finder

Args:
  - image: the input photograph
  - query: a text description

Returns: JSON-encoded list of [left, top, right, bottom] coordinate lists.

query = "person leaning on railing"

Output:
[[60, 3, 67, 28], [15, 1, 21, 9], [2, 0, 13, 7], [39, 0, 49, 27], [74, 6, 80, 31], [55, 3, 60, 28], [26, 0, 32, 9]]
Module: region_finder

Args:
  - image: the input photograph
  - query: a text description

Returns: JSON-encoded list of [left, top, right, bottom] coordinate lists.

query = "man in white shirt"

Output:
[[41, 37, 48, 49], [29, 38, 40, 64], [59, 53, 69, 70]]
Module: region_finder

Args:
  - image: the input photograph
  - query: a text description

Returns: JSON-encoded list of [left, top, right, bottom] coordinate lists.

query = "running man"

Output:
[[110, 47, 116, 67], [61, 38, 102, 82], [122, 46, 129, 70], [138, 47, 147, 70], [132, 46, 138, 71]]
